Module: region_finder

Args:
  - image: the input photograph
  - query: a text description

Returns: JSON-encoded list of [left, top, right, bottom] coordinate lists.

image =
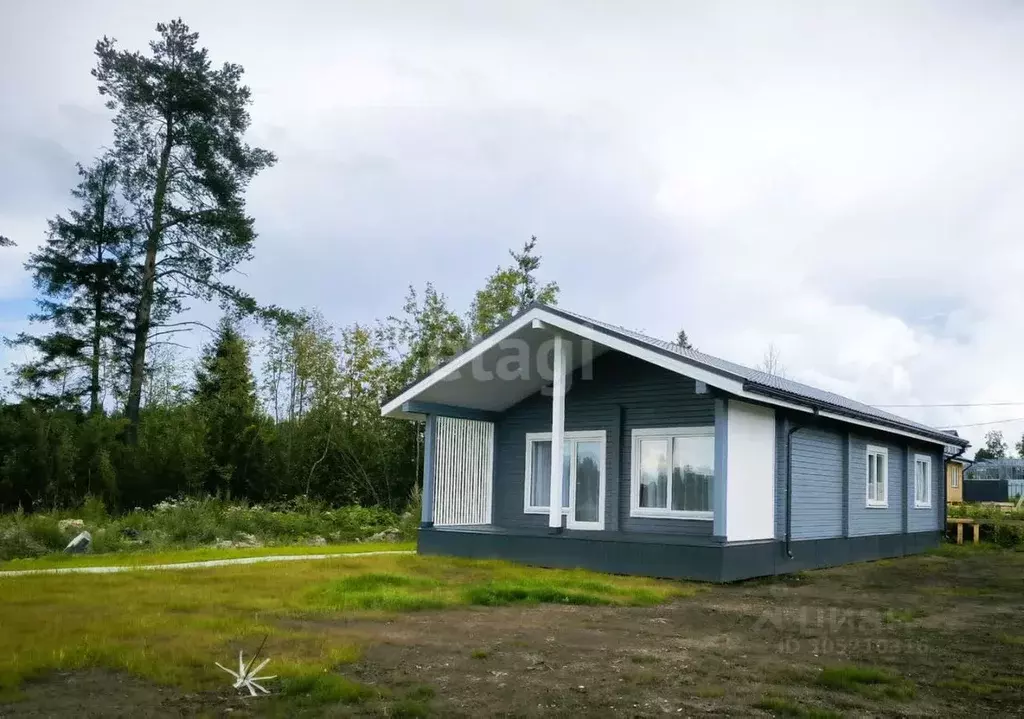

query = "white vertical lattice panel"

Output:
[[433, 417, 494, 526]]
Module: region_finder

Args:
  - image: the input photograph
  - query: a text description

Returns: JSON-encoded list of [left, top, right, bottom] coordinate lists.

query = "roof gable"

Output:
[[382, 303, 968, 448]]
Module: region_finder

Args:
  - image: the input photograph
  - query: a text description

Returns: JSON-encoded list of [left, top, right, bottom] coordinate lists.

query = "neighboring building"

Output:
[[946, 459, 967, 503], [382, 304, 968, 582], [964, 459, 1024, 501]]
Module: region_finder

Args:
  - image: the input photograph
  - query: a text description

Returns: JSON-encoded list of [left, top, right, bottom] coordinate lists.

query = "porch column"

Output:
[[549, 334, 568, 530], [421, 414, 436, 527]]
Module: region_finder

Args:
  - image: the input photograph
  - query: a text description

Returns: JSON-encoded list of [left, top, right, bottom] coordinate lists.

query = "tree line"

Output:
[[0, 19, 559, 513], [973, 430, 1024, 462]]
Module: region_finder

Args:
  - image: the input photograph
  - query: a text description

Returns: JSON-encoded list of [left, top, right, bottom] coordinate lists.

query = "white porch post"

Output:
[[421, 414, 436, 527], [549, 335, 567, 530]]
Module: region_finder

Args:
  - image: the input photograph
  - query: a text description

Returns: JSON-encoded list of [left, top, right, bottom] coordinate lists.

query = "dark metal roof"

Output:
[[545, 304, 968, 447]]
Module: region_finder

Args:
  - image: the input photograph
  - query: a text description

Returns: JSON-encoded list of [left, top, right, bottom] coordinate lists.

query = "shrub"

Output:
[[994, 523, 1024, 548]]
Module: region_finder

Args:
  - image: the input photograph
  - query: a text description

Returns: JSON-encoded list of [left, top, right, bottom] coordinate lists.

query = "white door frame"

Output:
[[566, 431, 606, 530]]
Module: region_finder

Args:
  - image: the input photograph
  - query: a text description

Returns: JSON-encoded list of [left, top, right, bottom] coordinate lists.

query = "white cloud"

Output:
[[3, 1, 1024, 448]]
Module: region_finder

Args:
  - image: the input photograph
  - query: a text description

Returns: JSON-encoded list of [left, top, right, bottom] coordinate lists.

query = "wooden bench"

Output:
[[947, 517, 980, 545]]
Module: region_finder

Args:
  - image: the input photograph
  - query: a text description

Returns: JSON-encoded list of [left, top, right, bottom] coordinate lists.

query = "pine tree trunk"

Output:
[[89, 176, 108, 416], [90, 267, 102, 415], [125, 127, 173, 442]]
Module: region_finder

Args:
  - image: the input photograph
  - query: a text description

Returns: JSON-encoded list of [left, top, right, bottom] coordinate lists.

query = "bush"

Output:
[[994, 523, 1024, 548], [0, 495, 409, 561]]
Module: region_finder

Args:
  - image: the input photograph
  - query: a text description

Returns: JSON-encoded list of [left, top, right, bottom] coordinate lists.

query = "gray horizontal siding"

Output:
[[908, 446, 943, 533], [789, 428, 845, 540], [492, 351, 715, 535], [848, 436, 904, 537]]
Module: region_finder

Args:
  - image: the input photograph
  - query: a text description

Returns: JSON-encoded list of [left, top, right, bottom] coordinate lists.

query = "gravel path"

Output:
[[0, 549, 415, 577]]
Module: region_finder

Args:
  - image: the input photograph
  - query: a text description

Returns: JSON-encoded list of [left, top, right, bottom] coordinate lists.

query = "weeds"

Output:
[[817, 665, 915, 700], [756, 694, 841, 718], [0, 496, 410, 562]]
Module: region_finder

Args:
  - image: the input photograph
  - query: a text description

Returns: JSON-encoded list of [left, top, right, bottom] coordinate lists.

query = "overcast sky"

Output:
[[2, 1, 1024, 449]]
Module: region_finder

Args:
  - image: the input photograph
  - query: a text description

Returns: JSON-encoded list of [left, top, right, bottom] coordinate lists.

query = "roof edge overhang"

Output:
[[743, 382, 968, 448], [380, 304, 966, 449]]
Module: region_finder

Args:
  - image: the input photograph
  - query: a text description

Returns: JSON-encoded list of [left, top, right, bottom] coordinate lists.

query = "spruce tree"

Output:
[[10, 158, 134, 412], [93, 19, 276, 440], [194, 320, 259, 498]]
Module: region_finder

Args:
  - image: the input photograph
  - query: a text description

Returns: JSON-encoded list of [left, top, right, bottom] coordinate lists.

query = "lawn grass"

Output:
[[756, 694, 842, 718], [0, 541, 414, 571], [0, 553, 690, 701], [817, 664, 915, 700]]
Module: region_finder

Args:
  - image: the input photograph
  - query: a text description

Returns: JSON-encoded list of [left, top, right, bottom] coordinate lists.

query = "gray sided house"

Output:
[[381, 304, 968, 582]]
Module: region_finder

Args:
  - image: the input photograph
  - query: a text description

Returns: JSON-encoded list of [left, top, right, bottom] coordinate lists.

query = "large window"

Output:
[[524, 431, 606, 529], [630, 427, 714, 519], [914, 454, 932, 508], [866, 445, 888, 508]]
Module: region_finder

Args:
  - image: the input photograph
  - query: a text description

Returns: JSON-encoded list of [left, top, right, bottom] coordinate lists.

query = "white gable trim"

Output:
[[380, 307, 952, 447]]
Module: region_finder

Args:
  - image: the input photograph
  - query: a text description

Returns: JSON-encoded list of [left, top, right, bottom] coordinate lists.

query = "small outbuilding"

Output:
[[382, 303, 968, 582]]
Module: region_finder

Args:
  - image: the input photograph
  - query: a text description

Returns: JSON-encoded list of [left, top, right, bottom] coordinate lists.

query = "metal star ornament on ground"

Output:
[[216, 638, 276, 697]]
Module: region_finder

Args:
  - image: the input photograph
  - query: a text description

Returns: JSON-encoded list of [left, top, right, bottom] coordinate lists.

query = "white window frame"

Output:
[[914, 454, 932, 508], [629, 426, 715, 521], [523, 430, 607, 530], [950, 465, 959, 488], [865, 445, 889, 508]]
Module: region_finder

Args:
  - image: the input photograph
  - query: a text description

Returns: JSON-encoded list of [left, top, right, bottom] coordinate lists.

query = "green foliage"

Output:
[[675, 328, 694, 350], [94, 18, 277, 435], [817, 665, 915, 700], [975, 430, 1007, 461], [8, 158, 135, 415], [756, 695, 841, 718], [468, 236, 559, 339], [0, 496, 407, 561], [306, 567, 684, 614], [194, 320, 259, 498], [993, 523, 1024, 548], [0, 235, 14, 247]]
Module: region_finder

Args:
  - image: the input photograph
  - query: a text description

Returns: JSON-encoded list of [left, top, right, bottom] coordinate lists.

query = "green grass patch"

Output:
[[883, 608, 925, 623], [470, 649, 491, 659], [305, 560, 691, 614], [756, 694, 841, 718], [817, 665, 915, 700], [0, 553, 686, 699], [308, 573, 449, 612], [387, 697, 433, 718], [278, 672, 377, 705], [937, 678, 1002, 696]]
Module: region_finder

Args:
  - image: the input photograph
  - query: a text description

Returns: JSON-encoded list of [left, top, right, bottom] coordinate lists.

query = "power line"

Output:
[[876, 401, 1024, 408], [944, 417, 1024, 429]]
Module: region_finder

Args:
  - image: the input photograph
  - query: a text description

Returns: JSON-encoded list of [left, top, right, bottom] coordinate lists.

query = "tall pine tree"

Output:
[[10, 158, 134, 412], [93, 19, 276, 440], [194, 320, 259, 498]]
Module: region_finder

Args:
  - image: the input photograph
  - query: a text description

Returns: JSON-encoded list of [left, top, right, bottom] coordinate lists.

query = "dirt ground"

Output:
[[5, 546, 1024, 718]]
